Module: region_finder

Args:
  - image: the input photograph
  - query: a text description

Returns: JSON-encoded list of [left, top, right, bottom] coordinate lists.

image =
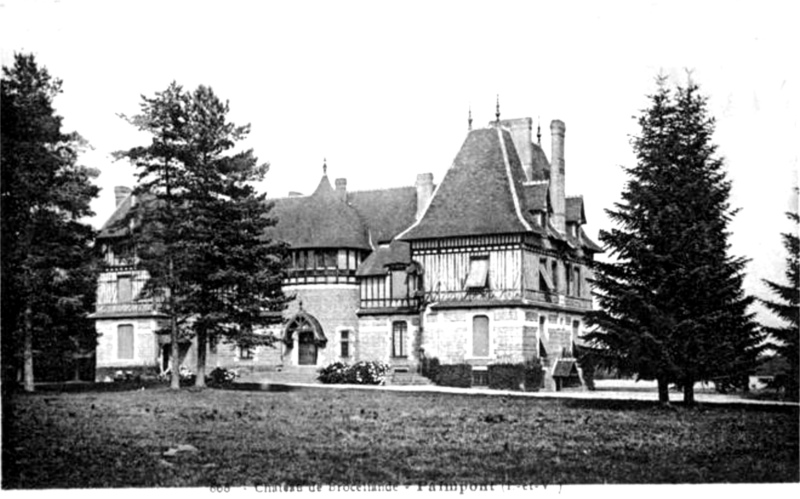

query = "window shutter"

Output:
[[118, 325, 134, 359], [465, 257, 489, 289]]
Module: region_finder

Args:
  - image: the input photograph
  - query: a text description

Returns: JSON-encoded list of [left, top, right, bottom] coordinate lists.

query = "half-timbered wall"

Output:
[[285, 248, 365, 285], [412, 235, 522, 302], [359, 272, 421, 310]]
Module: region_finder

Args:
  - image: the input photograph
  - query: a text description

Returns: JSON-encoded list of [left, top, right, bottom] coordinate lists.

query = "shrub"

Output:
[[207, 367, 239, 387], [488, 363, 525, 391], [420, 356, 441, 381], [317, 361, 390, 385], [435, 364, 473, 388], [574, 346, 596, 391], [523, 357, 544, 392]]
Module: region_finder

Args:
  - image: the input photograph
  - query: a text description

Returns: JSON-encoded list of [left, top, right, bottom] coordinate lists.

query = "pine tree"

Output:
[[584, 76, 761, 404], [116, 83, 291, 389], [1, 54, 99, 391], [760, 205, 799, 400]]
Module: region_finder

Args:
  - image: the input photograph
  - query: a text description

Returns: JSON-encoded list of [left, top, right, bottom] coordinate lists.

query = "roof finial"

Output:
[[468, 105, 473, 131], [323, 158, 327, 176], [495, 94, 501, 125], [536, 116, 542, 145]]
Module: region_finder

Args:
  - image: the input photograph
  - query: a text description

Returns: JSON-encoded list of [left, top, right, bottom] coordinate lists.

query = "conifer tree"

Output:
[[760, 205, 799, 400], [116, 83, 291, 389], [1, 54, 99, 391], [585, 76, 761, 404]]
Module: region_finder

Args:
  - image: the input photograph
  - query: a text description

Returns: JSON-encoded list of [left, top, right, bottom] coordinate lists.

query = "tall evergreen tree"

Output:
[[116, 83, 291, 389], [585, 76, 761, 404], [1, 54, 99, 391], [760, 204, 799, 400]]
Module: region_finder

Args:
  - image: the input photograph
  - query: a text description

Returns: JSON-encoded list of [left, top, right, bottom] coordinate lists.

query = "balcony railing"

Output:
[[284, 268, 357, 285], [359, 297, 421, 310], [93, 301, 164, 316], [422, 288, 592, 310]]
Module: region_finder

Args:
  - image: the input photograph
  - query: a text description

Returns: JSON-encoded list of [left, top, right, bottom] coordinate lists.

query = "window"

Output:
[[539, 315, 547, 341], [472, 315, 490, 357], [118, 324, 134, 359], [574, 266, 581, 297], [392, 321, 407, 358], [341, 330, 350, 358], [551, 260, 559, 292], [117, 275, 132, 303], [391, 270, 408, 298], [566, 264, 572, 296], [337, 250, 348, 270], [572, 320, 580, 341], [465, 256, 489, 290], [239, 346, 253, 360]]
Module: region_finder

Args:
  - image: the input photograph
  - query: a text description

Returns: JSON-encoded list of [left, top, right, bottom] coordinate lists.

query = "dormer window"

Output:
[[465, 256, 489, 290], [535, 211, 544, 226], [569, 223, 577, 238]]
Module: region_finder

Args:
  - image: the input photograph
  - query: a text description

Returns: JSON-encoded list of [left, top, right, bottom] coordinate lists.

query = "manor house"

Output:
[[91, 116, 601, 389]]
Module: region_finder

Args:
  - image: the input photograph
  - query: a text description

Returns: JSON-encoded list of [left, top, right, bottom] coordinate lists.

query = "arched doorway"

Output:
[[284, 309, 326, 366]]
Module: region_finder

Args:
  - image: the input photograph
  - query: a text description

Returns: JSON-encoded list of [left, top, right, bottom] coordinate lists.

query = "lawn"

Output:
[[2, 385, 798, 488]]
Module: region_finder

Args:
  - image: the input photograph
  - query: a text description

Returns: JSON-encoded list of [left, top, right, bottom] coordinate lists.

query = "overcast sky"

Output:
[[2, 0, 797, 327]]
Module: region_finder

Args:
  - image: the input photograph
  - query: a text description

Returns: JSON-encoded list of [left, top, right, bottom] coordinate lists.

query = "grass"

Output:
[[2, 385, 798, 488]]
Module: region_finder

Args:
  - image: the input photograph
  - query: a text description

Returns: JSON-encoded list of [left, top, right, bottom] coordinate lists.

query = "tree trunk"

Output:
[[195, 329, 207, 388], [683, 379, 695, 406], [23, 305, 34, 393], [657, 376, 669, 403], [170, 312, 180, 390]]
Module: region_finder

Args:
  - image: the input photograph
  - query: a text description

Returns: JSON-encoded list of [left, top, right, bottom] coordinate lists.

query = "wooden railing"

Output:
[[423, 288, 592, 310], [284, 268, 357, 285], [359, 297, 421, 310], [93, 301, 164, 316]]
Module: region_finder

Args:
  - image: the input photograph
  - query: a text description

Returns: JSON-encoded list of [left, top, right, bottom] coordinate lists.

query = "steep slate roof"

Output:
[[529, 143, 550, 182], [566, 196, 586, 224], [98, 194, 134, 239], [268, 175, 371, 250], [356, 240, 412, 276], [348, 186, 418, 244], [523, 182, 549, 212], [400, 127, 536, 241]]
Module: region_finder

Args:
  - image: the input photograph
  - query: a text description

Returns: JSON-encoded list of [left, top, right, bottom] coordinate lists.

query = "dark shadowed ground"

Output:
[[2, 386, 798, 488]]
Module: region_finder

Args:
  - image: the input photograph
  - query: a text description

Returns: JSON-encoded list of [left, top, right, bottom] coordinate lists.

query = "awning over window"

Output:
[[552, 359, 579, 378], [539, 260, 554, 291], [283, 310, 327, 346], [465, 258, 489, 289]]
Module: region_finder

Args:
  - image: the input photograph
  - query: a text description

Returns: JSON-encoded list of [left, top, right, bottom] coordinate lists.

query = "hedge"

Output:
[[487, 363, 525, 391], [486, 358, 544, 392], [435, 364, 473, 388]]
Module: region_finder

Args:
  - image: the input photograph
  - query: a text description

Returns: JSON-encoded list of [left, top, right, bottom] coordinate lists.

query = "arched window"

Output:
[[472, 315, 489, 357]]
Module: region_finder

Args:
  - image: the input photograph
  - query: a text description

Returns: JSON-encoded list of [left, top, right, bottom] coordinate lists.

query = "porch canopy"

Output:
[[283, 310, 327, 347]]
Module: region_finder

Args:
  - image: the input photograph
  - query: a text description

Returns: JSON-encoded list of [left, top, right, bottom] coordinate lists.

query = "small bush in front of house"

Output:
[[435, 364, 473, 388], [488, 363, 525, 391], [206, 367, 239, 387], [574, 346, 596, 391], [318, 361, 390, 385], [524, 357, 544, 392], [420, 356, 441, 381]]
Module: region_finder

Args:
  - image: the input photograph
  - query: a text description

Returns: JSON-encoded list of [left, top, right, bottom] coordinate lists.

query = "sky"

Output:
[[2, 0, 797, 327]]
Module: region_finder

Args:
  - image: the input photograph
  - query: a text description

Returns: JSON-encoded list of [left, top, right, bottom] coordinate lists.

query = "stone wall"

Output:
[[358, 314, 420, 366]]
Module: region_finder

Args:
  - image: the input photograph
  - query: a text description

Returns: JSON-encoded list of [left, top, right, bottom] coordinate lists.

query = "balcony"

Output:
[[423, 288, 592, 311], [91, 300, 165, 318], [284, 268, 357, 285]]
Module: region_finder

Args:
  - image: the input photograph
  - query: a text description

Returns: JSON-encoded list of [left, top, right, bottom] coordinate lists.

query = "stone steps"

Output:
[[389, 371, 433, 386]]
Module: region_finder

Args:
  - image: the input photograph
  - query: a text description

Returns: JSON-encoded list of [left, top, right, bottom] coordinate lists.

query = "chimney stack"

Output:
[[335, 178, 347, 201], [114, 186, 132, 207], [549, 120, 566, 234], [499, 118, 534, 181], [415, 173, 434, 220]]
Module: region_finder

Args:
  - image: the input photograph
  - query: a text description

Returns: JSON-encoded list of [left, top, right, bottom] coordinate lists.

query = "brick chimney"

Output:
[[499, 118, 533, 181], [114, 186, 132, 207], [335, 178, 347, 202], [549, 120, 566, 234], [415, 173, 434, 220]]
